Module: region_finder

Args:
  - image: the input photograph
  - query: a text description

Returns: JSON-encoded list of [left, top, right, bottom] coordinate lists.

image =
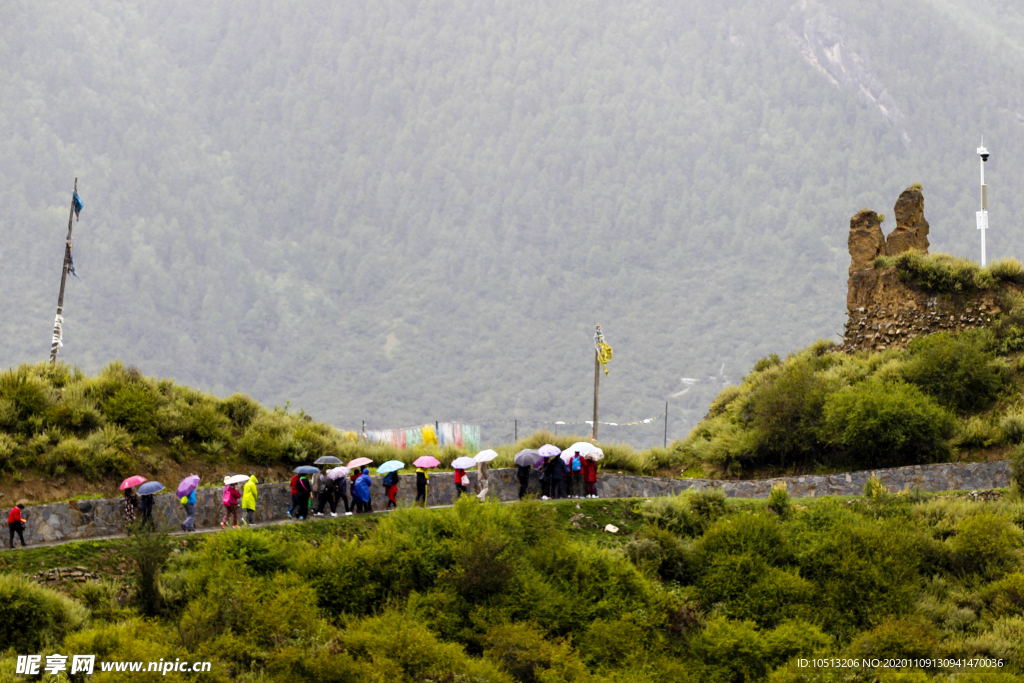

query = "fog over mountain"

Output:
[[3, 0, 1024, 446]]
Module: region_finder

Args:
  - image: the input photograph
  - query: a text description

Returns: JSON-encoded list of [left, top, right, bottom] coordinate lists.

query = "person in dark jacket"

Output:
[[415, 467, 428, 507], [139, 493, 155, 528], [517, 464, 531, 499], [295, 476, 312, 520], [316, 475, 339, 517], [337, 474, 352, 515], [8, 503, 27, 548], [547, 455, 564, 499]]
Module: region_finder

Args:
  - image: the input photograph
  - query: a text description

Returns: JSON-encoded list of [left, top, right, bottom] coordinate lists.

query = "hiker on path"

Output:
[[181, 489, 197, 532], [570, 452, 584, 499], [415, 467, 428, 507], [315, 475, 339, 517], [336, 473, 352, 515], [476, 461, 490, 501], [310, 469, 323, 513], [517, 464, 531, 499], [313, 470, 331, 516], [354, 468, 372, 513], [383, 470, 399, 510], [583, 456, 598, 498], [453, 467, 468, 498], [242, 475, 258, 526], [139, 493, 155, 527], [8, 502, 27, 549], [221, 482, 241, 529], [123, 488, 139, 526], [547, 455, 564, 499], [288, 472, 299, 519], [296, 475, 312, 520], [564, 457, 575, 498]]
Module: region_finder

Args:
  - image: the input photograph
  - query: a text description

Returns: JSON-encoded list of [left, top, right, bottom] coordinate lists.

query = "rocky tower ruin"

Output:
[[838, 187, 998, 352]]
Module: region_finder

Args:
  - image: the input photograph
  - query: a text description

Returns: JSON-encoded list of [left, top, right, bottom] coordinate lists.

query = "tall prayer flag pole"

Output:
[[592, 325, 612, 441], [50, 179, 81, 364], [977, 138, 990, 266]]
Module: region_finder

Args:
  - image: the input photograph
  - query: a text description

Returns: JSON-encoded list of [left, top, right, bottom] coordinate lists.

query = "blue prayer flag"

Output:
[[72, 192, 84, 220]]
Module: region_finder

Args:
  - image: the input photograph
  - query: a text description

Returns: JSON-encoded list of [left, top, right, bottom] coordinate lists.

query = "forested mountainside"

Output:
[[3, 0, 1024, 445]]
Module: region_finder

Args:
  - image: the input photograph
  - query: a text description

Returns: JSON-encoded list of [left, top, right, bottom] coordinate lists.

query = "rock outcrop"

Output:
[[839, 186, 1000, 353], [886, 186, 930, 255], [848, 209, 886, 273]]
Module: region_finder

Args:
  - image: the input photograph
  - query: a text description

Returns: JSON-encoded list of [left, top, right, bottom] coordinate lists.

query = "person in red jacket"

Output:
[[8, 503, 27, 548], [288, 473, 299, 519], [583, 456, 598, 498]]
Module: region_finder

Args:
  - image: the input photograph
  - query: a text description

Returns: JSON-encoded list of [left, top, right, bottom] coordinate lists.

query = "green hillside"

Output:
[[2, 491, 1024, 681], [4, 0, 1024, 445]]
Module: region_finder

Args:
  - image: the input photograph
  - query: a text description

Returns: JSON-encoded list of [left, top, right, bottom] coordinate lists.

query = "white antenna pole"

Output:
[[977, 136, 990, 266]]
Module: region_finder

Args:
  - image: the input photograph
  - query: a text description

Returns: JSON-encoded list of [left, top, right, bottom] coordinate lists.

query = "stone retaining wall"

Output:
[[5, 460, 1012, 545]]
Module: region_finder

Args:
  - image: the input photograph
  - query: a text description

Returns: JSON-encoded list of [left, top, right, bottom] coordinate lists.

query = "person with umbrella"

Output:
[[137, 482, 164, 529], [221, 479, 242, 529], [178, 475, 200, 533], [120, 476, 146, 527], [474, 449, 497, 501], [310, 468, 323, 513], [451, 456, 475, 499], [242, 475, 258, 526], [378, 461, 404, 510], [412, 455, 438, 507], [327, 467, 352, 515], [514, 449, 541, 499], [546, 453, 564, 499], [288, 471, 299, 519], [7, 501, 27, 549], [583, 454, 599, 498], [570, 451, 584, 499], [294, 469, 315, 520]]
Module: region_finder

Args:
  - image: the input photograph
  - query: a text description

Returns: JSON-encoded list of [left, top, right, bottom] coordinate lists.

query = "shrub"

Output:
[[864, 474, 887, 499], [698, 513, 793, 567], [0, 367, 51, 433], [689, 487, 728, 525], [743, 359, 831, 467], [980, 572, 1024, 617], [690, 616, 768, 683], [46, 395, 103, 433], [821, 381, 955, 469], [1011, 445, 1024, 493], [124, 523, 174, 615], [700, 554, 814, 626], [849, 616, 940, 660], [221, 393, 262, 427], [638, 495, 701, 536], [1001, 412, 1024, 445], [989, 257, 1024, 285], [955, 416, 1005, 449], [948, 513, 1023, 579], [0, 573, 88, 652], [102, 383, 159, 441], [763, 620, 832, 669], [875, 250, 993, 292], [767, 482, 792, 518], [483, 621, 588, 683], [902, 331, 1003, 411], [752, 353, 782, 373]]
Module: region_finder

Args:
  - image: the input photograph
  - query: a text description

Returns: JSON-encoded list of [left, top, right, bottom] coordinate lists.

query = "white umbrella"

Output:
[[561, 442, 603, 463], [224, 474, 250, 485], [451, 456, 476, 469], [326, 466, 350, 480], [474, 449, 499, 463]]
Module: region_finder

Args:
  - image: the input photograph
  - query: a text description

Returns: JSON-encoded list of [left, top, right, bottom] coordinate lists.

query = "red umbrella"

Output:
[[413, 455, 441, 468], [120, 475, 147, 490]]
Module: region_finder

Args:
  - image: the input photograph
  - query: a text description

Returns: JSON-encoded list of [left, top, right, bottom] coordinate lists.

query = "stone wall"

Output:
[[6, 460, 1012, 546]]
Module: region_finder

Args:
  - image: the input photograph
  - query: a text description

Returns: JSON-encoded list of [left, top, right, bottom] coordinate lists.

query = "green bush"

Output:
[[763, 620, 832, 669], [220, 393, 262, 426], [638, 494, 701, 536], [849, 616, 940, 660], [102, 383, 160, 442], [876, 250, 994, 292], [948, 513, 1023, 579], [1001, 412, 1024, 444], [1011, 445, 1024, 493], [483, 621, 588, 682], [0, 573, 89, 652], [902, 331, 1003, 411], [767, 482, 792, 518], [0, 367, 52, 434], [822, 380, 955, 468], [690, 616, 768, 683]]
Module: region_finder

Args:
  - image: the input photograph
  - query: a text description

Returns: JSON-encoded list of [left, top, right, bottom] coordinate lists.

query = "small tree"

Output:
[[124, 521, 173, 616]]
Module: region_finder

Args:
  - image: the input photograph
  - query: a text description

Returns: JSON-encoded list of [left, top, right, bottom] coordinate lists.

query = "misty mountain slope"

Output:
[[2, 0, 1023, 445]]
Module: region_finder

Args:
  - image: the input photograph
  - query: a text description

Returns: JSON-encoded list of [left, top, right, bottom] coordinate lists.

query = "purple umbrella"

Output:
[[177, 475, 201, 498]]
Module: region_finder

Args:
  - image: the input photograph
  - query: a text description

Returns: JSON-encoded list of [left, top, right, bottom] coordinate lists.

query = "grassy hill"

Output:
[[6, 0, 1024, 444], [0, 361, 683, 504], [1, 490, 1023, 681]]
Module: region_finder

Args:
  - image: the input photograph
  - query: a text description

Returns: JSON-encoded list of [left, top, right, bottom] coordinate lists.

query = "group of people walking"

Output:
[[516, 450, 599, 500]]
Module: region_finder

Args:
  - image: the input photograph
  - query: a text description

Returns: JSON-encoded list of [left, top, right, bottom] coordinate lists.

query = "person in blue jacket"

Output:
[[354, 467, 372, 513]]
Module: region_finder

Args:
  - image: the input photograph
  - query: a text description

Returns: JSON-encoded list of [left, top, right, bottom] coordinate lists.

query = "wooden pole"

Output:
[[664, 401, 668, 448], [592, 346, 600, 441], [50, 178, 77, 364]]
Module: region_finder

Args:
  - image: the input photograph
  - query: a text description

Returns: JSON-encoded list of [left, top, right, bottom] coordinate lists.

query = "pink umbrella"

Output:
[[120, 475, 147, 491], [413, 455, 441, 468], [347, 457, 373, 468]]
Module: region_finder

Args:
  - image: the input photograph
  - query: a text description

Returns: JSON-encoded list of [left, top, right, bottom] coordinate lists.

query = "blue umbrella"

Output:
[[138, 481, 165, 495], [293, 465, 320, 475], [377, 460, 406, 474]]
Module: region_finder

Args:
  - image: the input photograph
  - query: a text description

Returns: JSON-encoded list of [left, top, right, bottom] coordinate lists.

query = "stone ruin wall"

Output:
[[836, 187, 1003, 353]]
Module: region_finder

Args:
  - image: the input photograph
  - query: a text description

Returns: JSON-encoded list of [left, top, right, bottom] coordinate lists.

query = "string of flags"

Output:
[[361, 422, 481, 452]]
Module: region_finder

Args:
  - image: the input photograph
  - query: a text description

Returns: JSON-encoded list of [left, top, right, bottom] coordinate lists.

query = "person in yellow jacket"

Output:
[[242, 475, 258, 526]]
